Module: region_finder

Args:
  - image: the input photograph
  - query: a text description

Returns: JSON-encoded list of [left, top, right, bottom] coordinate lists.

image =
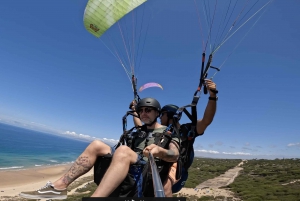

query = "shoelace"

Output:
[[38, 181, 53, 191]]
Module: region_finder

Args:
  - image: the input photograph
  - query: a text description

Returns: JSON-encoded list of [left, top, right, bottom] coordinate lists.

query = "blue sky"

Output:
[[0, 0, 299, 159]]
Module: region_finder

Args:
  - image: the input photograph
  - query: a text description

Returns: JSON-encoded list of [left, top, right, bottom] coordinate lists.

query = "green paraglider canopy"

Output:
[[83, 0, 147, 38]]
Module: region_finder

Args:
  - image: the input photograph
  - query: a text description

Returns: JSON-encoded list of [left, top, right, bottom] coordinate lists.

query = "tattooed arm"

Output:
[[143, 141, 179, 162], [160, 141, 179, 162]]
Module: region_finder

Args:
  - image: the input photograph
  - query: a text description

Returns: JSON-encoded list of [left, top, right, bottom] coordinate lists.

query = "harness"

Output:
[[94, 116, 177, 197]]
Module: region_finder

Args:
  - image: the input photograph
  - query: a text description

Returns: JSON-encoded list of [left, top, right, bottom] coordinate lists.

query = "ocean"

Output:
[[0, 122, 90, 170]]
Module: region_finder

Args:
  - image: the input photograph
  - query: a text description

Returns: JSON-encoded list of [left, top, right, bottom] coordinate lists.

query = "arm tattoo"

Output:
[[160, 142, 179, 162], [61, 155, 92, 185]]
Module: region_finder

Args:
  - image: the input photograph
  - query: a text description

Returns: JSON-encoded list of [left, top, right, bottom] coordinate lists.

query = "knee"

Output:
[[90, 140, 105, 148], [113, 146, 135, 162], [114, 146, 131, 157], [88, 140, 111, 155]]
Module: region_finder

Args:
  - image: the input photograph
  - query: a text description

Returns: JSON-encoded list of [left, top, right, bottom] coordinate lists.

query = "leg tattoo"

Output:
[[62, 156, 92, 185]]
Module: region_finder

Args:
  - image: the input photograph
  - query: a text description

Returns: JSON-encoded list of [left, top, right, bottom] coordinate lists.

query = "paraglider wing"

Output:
[[139, 82, 163, 92], [83, 0, 147, 38]]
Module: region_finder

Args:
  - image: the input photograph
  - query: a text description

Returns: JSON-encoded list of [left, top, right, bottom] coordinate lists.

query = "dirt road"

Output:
[[176, 160, 246, 200]]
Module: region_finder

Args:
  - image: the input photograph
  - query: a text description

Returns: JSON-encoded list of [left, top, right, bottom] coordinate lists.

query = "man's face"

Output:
[[138, 107, 159, 124], [159, 111, 168, 126]]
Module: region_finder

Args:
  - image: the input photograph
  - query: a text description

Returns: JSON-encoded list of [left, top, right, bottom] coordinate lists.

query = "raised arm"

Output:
[[129, 100, 142, 127], [196, 79, 217, 134]]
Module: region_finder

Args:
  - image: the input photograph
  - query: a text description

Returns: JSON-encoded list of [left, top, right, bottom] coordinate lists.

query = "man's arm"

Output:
[[133, 110, 142, 127], [130, 100, 142, 127], [143, 141, 179, 163], [160, 141, 180, 162], [196, 79, 217, 134]]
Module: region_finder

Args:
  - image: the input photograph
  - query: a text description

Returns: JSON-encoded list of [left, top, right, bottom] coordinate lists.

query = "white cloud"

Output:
[[103, 138, 119, 143], [194, 149, 252, 156], [64, 131, 77, 135], [195, 149, 219, 154], [79, 134, 90, 138], [62, 131, 118, 146], [222, 152, 251, 156], [287, 143, 300, 147]]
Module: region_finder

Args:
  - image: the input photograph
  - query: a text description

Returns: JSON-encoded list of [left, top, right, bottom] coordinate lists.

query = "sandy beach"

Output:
[[0, 164, 94, 200]]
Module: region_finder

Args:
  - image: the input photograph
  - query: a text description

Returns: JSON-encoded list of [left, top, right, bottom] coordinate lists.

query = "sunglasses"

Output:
[[138, 107, 154, 114]]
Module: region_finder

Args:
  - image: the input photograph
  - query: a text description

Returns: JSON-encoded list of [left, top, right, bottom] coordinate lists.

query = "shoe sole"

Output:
[[19, 193, 67, 199]]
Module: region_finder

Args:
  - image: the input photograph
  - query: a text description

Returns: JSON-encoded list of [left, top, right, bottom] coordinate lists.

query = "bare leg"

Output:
[[163, 178, 173, 197], [164, 162, 177, 197], [53, 140, 111, 189], [91, 146, 138, 197]]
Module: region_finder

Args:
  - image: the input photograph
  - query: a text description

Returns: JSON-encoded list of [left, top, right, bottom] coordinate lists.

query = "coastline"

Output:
[[0, 163, 94, 198], [0, 161, 243, 200]]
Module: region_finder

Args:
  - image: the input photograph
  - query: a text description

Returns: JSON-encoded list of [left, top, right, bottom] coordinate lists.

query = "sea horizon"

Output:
[[0, 122, 91, 171]]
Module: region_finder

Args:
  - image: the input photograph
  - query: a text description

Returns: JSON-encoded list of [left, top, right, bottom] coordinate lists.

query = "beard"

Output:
[[141, 117, 152, 124]]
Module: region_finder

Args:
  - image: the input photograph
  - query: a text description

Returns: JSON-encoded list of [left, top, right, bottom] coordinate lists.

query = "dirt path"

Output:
[[176, 160, 246, 200]]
